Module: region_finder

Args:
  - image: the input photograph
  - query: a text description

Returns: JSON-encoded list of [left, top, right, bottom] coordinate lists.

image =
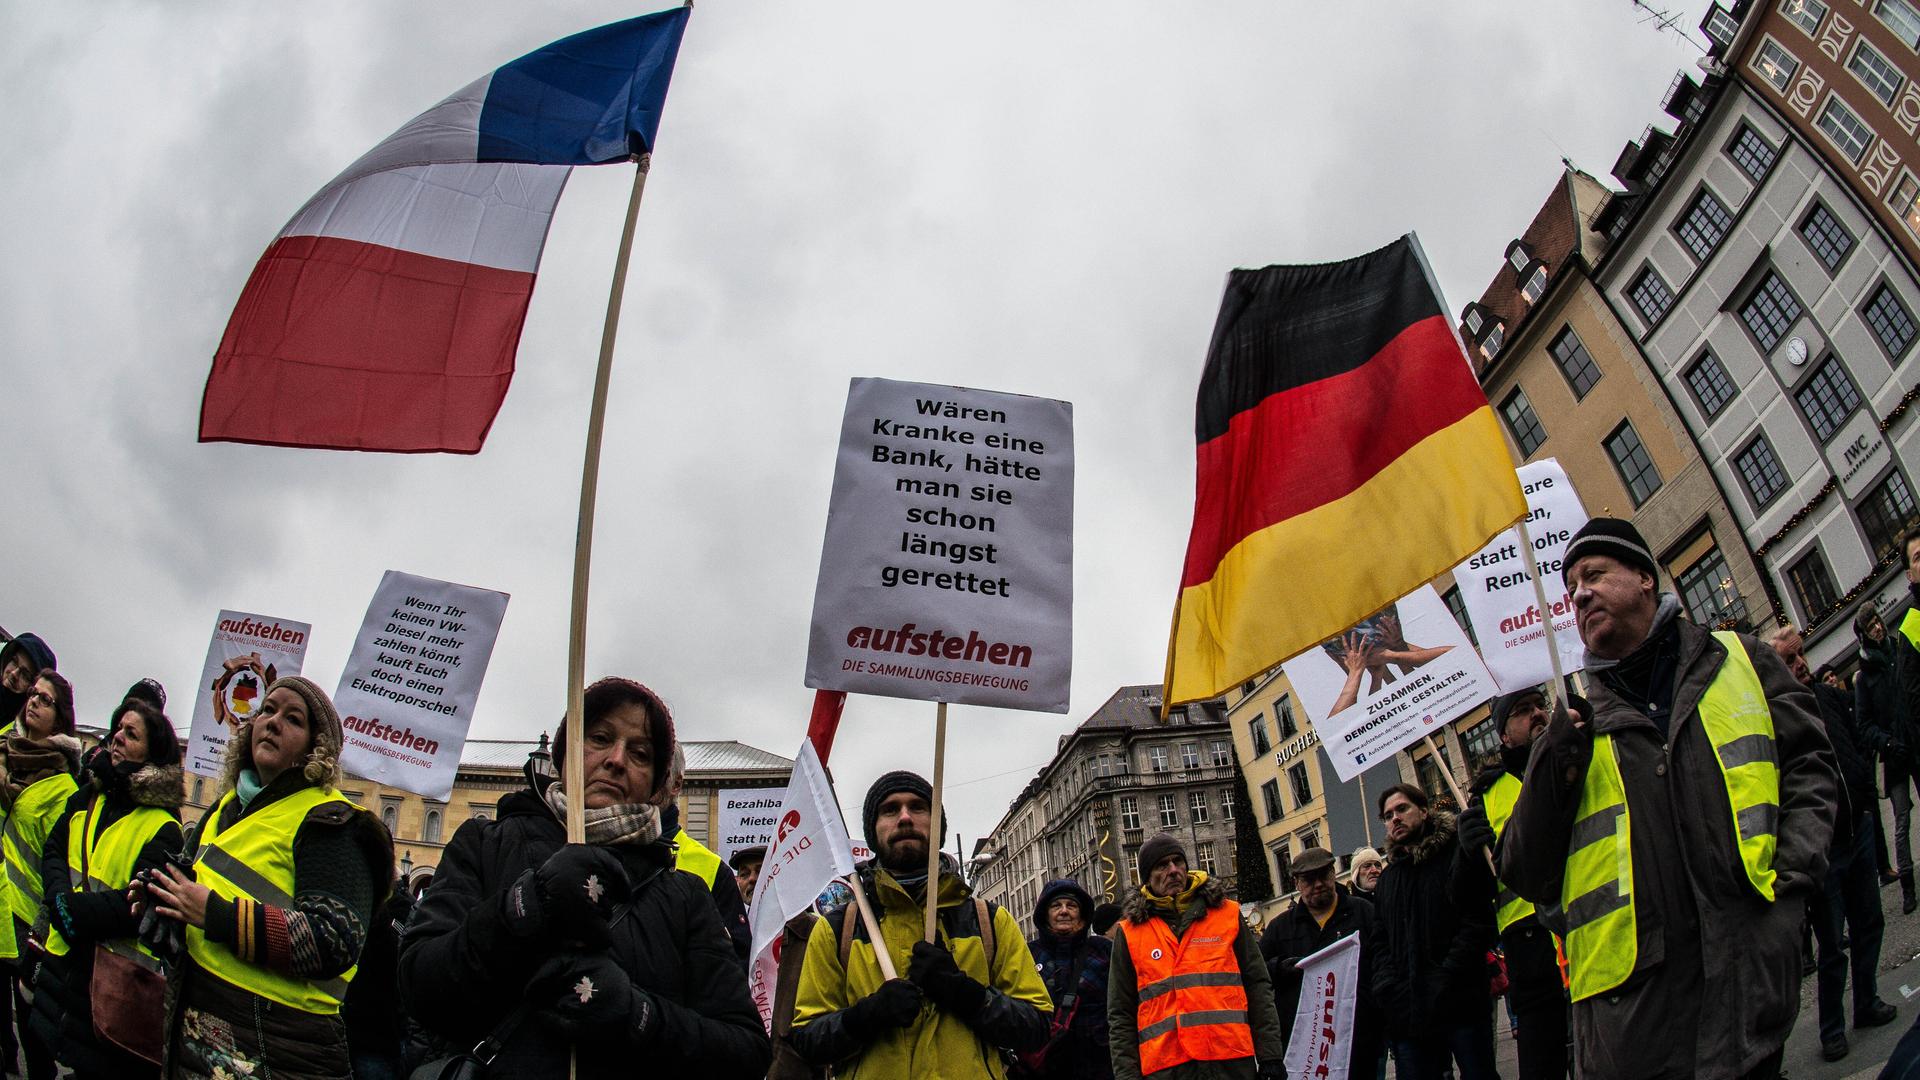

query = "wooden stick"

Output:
[[844, 873, 899, 980], [1515, 516, 1575, 727], [1423, 733, 1498, 876], [565, 157, 653, 846], [924, 702, 948, 942]]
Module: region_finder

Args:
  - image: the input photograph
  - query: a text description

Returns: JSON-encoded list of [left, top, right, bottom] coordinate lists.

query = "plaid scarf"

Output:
[[541, 783, 663, 846]]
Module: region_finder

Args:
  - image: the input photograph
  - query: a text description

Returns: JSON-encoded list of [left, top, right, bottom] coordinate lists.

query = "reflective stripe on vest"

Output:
[[1562, 630, 1780, 1000], [1482, 772, 1537, 933], [672, 829, 722, 889], [0, 771, 78, 960], [1902, 608, 1920, 652], [1125, 901, 1254, 1072], [186, 787, 357, 1013], [46, 795, 174, 961]]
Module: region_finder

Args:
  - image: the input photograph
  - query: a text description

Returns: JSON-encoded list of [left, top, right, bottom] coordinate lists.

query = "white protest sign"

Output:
[[1284, 932, 1362, 1080], [334, 571, 508, 801], [717, 788, 784, 862], [187, 611, 312, 777], [748, 741, 861, 1030], [1284, 584, 1498, 782], [805, 378, 1074, 712], [1451, 459, 1587, 693]]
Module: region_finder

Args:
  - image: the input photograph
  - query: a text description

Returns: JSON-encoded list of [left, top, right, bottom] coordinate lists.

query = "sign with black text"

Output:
[[1450, 459, 1587, 692]]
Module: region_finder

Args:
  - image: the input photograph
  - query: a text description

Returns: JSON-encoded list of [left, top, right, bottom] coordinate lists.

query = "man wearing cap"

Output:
[[1499, 517, 1839, 1080], [791, 770, 1050, 1078], [730, 844, 767, 910], [1257, 847, 1379, 1077], [1456, 688, 1575, 1079], [1107, 832, 1284, 1080]]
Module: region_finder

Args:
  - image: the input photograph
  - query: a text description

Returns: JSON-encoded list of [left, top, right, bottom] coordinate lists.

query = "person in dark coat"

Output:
[[0, 634, 55, 734], [1257, 847, 1379, 1075], [1859, 601, 1918, 911], [1369, 784, 1495, 1080], [397, 677, 769, 1080], [1014, 879, 1112, 1080], [343, 881, 412, 1080], [28, 697, 183, 1080]]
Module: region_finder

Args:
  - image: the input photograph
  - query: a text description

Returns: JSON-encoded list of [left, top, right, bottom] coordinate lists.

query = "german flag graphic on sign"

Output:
[[1165, 235, 1525, 706]]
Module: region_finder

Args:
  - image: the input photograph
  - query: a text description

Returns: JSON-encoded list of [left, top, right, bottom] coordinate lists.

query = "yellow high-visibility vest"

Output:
[[1900, 608, 1920, 651], [45, 793, 173, 969], [0, 770, 78, 960], [1483, 772, 1537, 932], [672, 827, 722, 889]]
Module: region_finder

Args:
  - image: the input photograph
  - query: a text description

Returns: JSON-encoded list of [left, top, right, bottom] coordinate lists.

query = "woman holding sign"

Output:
[[141, 676, 392, 1080]]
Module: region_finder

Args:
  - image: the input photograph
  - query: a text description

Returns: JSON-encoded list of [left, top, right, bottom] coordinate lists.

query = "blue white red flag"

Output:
[[200, 8, 690, 453]]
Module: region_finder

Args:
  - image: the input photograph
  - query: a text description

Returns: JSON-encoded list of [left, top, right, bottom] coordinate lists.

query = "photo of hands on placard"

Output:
[[1321, 605, 1455, 713]]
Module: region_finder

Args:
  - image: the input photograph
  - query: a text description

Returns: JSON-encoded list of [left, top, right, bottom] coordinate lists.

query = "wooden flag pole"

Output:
[[844, 873, 900, 980], [924, 702, 949, 942], [564, 156, 653, 846], [1422, 732, 1498, 876], [1515, 517, 1576, 723]]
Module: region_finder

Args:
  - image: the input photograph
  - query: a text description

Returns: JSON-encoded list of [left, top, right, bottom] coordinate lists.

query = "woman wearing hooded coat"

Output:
[[0, 635, 56, 734], [142, 675, 392, 1080], [1013, 879, 1112, 1080], [29, 697, 184, 1080], [398, 677, 770, 1080], [0, 671, 83, 1080]]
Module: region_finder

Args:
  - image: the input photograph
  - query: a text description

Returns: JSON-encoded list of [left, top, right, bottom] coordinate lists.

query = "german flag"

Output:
[[1165, 236, 1524, 706]]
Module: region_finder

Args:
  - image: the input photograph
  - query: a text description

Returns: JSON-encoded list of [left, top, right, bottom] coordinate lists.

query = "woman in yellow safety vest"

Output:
[[30, 695, 184, 1080], [142, 676, 392, 1080], [0, 670, 82, 1080]]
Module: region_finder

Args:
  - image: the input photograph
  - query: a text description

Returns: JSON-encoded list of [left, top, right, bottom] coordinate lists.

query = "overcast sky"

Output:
[[3, 2, 1705, 850]]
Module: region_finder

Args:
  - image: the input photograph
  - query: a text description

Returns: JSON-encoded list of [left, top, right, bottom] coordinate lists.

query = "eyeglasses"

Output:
[[26, 691, 53, 707]]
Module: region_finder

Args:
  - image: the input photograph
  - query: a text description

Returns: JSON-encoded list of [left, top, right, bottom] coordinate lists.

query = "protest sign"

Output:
[[805, 378, 1074, 712], [1451, 459, 1587, 693], [716, 788, 784, 862], [334, 571, 508, 800], [187, 610, 312, 777], [1284, 584, 1498, 782], [1283, 932, 1362, 1080], [748, 741, 861, 1030]]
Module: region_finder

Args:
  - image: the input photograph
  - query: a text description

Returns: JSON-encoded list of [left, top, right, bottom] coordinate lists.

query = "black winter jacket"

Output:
[[397, 780, 770, 1080], [1368, 811, 1494, 1038], [1257, 892, 1380, 1068], [1861, 629, 1915, 784]]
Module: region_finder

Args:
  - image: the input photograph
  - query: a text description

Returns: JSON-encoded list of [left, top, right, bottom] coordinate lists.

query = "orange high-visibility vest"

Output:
[[1126, 900, 1255, 1072]]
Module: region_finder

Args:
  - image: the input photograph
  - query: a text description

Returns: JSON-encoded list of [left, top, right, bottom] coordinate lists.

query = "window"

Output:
[[1507, 244, 1531, 273], [1706, 4, 1740, 45], [1249, 715, 1271, 756], [424, 809, 443, 844], [1296, 826, 1322, 853], [1891, 174, 1920, 242], [1120, 795, 1140, 831], [1502, 388, 1548, 456], [382, 805, 399, 833], [1287, 763, 1313, 808], [1730, 126, 1778, 183], [1686, 350, 1738, 417], [1676, 189, 1734, 261], [1276, 697, 1299, 740], [1784, 0, 1828, 34], [1629, 266, 1675, 327], [1464, 307, 1484, 336], [1261, 779, 1284, 823], [1463, 717, 1500, 760], [1443, 585, 1479, 647], [1149, 745, 1169, 773], [1481, 322, 1506, 360], [1550, 327, 1603, 398], [1197, 842, 1218, 875], [469, 802, 494, 822], [1271, 841, 1293, 885], [1799, 203, 1854, 271], [1865, 284, 1919, 358], [1817, 96, 1875, 163], [1677, 547, 1738, 625], [1221, 790, 1236, 822], [1190, 791, 1211, 824], [1860, 471, 1920, 561], [1737, 436, 1790, 506], [1795, 355, 1864, 441], [1210, 739, 1232, 767], [1850, 40, 1904, 105], [1788, 545, 1841, 620], [1606, 421, 1664, 506], [1741, 272, 1802, 352], [1159, 793, 1179, 828], [1127, 848, 1139, 880], [1754, 39, 1799, 92], [1521, 264, 1548, 304], [1876, 0, 1920, 47], [1178, 742, 1199, 769]]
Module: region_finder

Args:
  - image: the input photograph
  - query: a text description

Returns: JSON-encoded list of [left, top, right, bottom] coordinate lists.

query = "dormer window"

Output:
[[1702, 4, 1739, 48], [1480, 322, 1506, 360], [1463, 305, 1485, 336], [1505, 241, 1532, 274], [1521, 264, 1549, 304]]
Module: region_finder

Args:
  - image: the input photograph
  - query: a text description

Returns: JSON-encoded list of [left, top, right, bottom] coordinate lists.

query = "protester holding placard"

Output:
[[1498, 518, 1839, 1080], [144, 676, 392, 1080], [398, 677, 769, 1080], [30, 697, 184, 1080], [1259, 847, 1381, 1077]]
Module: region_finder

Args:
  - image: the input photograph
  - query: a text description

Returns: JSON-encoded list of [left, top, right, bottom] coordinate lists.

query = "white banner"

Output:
[[1451, 459, 1587, 693], [334, 570, 508, 801], [1284, 585, 1499, 782], [805, 377, 1075, 713], [716, 788, 785, 863], [748, 741, 861, 1030], [187, 610, 312, 777], [1284, 932, 1362, 1080]]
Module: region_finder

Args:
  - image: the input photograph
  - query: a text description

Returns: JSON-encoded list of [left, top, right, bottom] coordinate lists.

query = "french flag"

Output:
[[200, 8, 690, 453]]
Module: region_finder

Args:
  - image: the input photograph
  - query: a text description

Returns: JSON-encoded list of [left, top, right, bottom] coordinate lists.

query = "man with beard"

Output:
[[791, 771, 1050, 1078], [1258, 847, 1379, 1076], [1499, 518, 1838, 1080], [1370, 784, 1496, 1080], [1457, 689, 1576, 1079], [1858, 600, 1917, 911]]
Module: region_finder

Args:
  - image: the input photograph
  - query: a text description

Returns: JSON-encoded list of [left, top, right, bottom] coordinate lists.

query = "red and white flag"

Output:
[[1284, 932, 1361, 1080], [747, 739, 860, 1030]]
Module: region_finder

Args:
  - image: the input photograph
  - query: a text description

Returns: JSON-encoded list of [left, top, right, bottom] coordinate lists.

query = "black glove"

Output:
[[528, 951, 659, 1047], [843, 978, 924, 1037], [909, 940, 989, 1019], [502, 844, 630, 945], [1457, 800, 1495, 853]]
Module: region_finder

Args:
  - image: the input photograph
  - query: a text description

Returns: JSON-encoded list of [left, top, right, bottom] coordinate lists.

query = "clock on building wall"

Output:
[[1786, 337, 1808, 365]]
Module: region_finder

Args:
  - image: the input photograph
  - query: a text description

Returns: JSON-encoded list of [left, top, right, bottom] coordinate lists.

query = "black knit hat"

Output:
[[1561, 517, 1658, 586], [1489, 686, 1545, 733], [1138, 833, 1188, 881], [123, 678, 166, 710], [862, 770, 933, 849]]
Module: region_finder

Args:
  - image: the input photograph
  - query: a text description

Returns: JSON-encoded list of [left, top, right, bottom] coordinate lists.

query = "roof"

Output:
[[1459, 168, 1615, 376], [1073, 684, 1225, 733], [456, 738, 791, 774]]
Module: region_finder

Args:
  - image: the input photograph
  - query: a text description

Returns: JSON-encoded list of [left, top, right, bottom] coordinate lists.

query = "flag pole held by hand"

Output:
[[924, 702, 948, 943], [844, 873, 899, 981], [1422, 733, 1498, 877]]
